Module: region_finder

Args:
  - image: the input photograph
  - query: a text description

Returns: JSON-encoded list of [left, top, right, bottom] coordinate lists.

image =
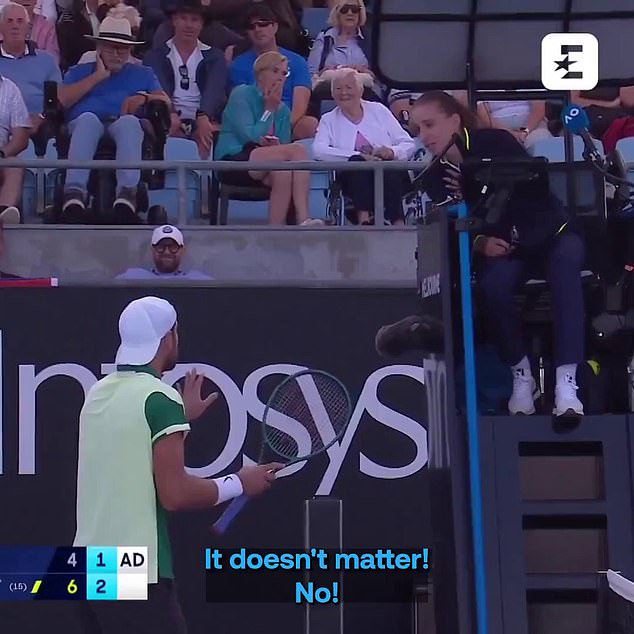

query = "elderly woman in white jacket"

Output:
[[312, 68, 416, 225]]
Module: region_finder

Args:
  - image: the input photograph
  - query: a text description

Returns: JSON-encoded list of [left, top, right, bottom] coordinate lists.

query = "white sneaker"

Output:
[[509, 368, 540, 415], [553, 372, 584, 417], [0, 206, 20, 224], [300, 218, 325, 227]]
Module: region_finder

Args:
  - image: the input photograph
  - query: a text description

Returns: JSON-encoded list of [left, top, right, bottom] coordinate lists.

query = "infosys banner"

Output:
[[0, 287, 431, 634]]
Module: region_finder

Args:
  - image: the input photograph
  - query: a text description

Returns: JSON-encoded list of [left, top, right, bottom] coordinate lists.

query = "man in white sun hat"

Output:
[[73, 296, 281, 633], [57, 16, 172, 222], [116, 224, 212, 280]]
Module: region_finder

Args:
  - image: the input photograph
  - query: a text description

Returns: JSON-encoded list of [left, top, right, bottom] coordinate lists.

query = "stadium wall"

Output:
[[0, 227, 418, 284], [0, 286, 430, 634]]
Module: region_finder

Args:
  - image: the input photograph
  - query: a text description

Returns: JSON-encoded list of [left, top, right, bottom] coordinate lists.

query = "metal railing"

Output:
[[5, 157, 428, 226]]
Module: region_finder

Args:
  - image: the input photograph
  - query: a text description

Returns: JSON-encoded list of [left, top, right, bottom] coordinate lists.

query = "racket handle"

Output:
[[212, 494, 249, 535]]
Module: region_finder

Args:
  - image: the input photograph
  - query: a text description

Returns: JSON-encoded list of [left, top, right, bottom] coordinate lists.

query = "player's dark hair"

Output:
[[412, 91, 479, 130]]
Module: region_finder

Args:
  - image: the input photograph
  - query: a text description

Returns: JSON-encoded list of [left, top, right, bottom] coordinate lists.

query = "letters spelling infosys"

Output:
[[4, 357, 429, 491]]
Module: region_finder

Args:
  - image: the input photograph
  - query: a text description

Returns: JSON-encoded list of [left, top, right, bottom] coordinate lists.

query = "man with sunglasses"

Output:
[[228, 4, 317, 140], [144, 0, 228, 159], [116, 224, 212, 280]]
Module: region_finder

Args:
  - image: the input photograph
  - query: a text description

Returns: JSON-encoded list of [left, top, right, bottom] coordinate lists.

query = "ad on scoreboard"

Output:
[[0, 286, 435, 634]]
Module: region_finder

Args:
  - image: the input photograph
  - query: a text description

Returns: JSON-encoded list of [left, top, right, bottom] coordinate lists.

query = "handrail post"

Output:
[[373, 163, 385, 226], [177, 166, 186, 225]]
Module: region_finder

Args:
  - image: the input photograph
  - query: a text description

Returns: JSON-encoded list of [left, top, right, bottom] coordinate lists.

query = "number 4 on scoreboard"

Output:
[[67, 552, 77, 568]]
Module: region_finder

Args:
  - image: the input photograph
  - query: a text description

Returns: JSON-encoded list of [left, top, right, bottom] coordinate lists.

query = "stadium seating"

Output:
[[20, 138, 57, 220], [214, 139, 331, 225], [302, 7, 329, 39], [147, 137, 202, 223], [320, 100, 337, 116], [615, 137, 634, 167], [530, 135, 605, 162]]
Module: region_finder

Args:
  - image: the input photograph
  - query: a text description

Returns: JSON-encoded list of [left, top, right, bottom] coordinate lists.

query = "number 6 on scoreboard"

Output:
[[67, 579, 78, 594]]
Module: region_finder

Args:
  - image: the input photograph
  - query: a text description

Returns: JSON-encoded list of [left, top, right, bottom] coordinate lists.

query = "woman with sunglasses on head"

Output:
[[409, 91, 587, 418], [307, 0, 380, 103], [216, 51, 323, 226]]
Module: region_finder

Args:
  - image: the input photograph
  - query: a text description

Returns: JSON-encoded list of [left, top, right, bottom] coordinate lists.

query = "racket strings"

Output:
[[264, 373, 351, 460]]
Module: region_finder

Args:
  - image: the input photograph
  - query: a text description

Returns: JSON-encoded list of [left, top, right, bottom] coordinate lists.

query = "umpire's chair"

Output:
[[467, 157, 613, 414], [42, 81, 170, 225]]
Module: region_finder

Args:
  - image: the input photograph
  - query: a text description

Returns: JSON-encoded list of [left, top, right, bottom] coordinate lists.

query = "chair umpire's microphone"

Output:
[[561, 104, 605, 167]]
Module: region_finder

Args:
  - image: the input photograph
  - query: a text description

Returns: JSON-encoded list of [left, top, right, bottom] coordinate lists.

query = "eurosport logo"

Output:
[[1, 358, 432, 493], [541, 33, 598, 91]]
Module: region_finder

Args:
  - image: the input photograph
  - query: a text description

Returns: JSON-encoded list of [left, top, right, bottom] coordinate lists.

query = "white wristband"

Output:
[[213, 474, 243, 505]]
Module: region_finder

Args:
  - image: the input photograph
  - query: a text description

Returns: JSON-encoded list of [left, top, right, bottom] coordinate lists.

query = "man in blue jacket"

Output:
[[144, 0, 227, 159]]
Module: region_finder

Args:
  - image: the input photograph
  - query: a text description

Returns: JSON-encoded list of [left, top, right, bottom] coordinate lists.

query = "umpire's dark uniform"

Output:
[[420, 127, 586, 369]]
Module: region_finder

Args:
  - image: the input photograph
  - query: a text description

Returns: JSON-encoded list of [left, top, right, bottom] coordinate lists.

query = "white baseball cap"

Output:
[[115, 297, 177, 366], [151, 225, 184, 247]]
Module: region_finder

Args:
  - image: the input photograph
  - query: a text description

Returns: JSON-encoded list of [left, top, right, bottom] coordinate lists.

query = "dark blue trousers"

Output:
[[477, 231, 586, 367], [337, 155, 406, 224]]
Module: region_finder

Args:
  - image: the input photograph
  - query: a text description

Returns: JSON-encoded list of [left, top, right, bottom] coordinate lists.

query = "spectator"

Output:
[[312, 68, 415, 225], [13, 0, 59, 61], [116, 224, 212, 279], [215, 51, 322, 226], [182, 0, 305, 56], [35, 0, 56, 20], [144, 0, 226, 159], [0, 74, 30, 223], [564, 87, 634, 139], [58, 17, 171, 221], [56, 0, 100, 71], [0, 2, 61, 136], [151, 0, 244, 63], [229, 3, 317, 140], [76, 1, 142, 63], [410, 91, 585, 417], [307, 0, 378, 101], [477, 99, 551, 149]]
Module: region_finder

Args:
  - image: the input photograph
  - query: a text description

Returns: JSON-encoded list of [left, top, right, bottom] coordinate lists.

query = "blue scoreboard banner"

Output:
[[0, 547, 148, 600]]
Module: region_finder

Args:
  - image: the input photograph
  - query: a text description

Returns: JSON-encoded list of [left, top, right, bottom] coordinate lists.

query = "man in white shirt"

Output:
[[144, 0, 227, 159], [0, 73, 30, 224], [116, 224, 213, 280]]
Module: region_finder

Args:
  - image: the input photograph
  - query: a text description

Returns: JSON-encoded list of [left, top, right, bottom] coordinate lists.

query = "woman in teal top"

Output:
[[215, 51, 321, 225]]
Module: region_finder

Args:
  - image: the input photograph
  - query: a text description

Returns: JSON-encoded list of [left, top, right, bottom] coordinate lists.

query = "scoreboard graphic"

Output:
[[0, 547, 148, 600]]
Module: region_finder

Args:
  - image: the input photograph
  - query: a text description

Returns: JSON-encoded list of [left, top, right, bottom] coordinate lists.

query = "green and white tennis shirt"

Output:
[[73, 365, 189, 584]]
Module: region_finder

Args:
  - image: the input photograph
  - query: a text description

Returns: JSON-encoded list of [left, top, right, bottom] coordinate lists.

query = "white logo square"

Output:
[[541, 33, 598, 91]]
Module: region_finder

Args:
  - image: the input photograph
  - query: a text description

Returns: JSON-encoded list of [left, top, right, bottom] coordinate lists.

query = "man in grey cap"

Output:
[[116, 224, 212, 280], [74, 296, 281, 633]]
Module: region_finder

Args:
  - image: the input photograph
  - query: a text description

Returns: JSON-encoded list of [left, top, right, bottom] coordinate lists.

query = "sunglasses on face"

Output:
[[154, 243, 181, 254], [249, 19, 273, 30], [339, 4, 361, 14], [178, 64, 189, 90]]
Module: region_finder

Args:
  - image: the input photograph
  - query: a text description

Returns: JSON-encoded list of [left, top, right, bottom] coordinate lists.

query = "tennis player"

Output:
[[73, 296, 282, 633]]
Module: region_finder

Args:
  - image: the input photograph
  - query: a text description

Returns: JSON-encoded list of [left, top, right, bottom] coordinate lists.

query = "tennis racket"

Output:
[[212, 369, 352, 535]]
